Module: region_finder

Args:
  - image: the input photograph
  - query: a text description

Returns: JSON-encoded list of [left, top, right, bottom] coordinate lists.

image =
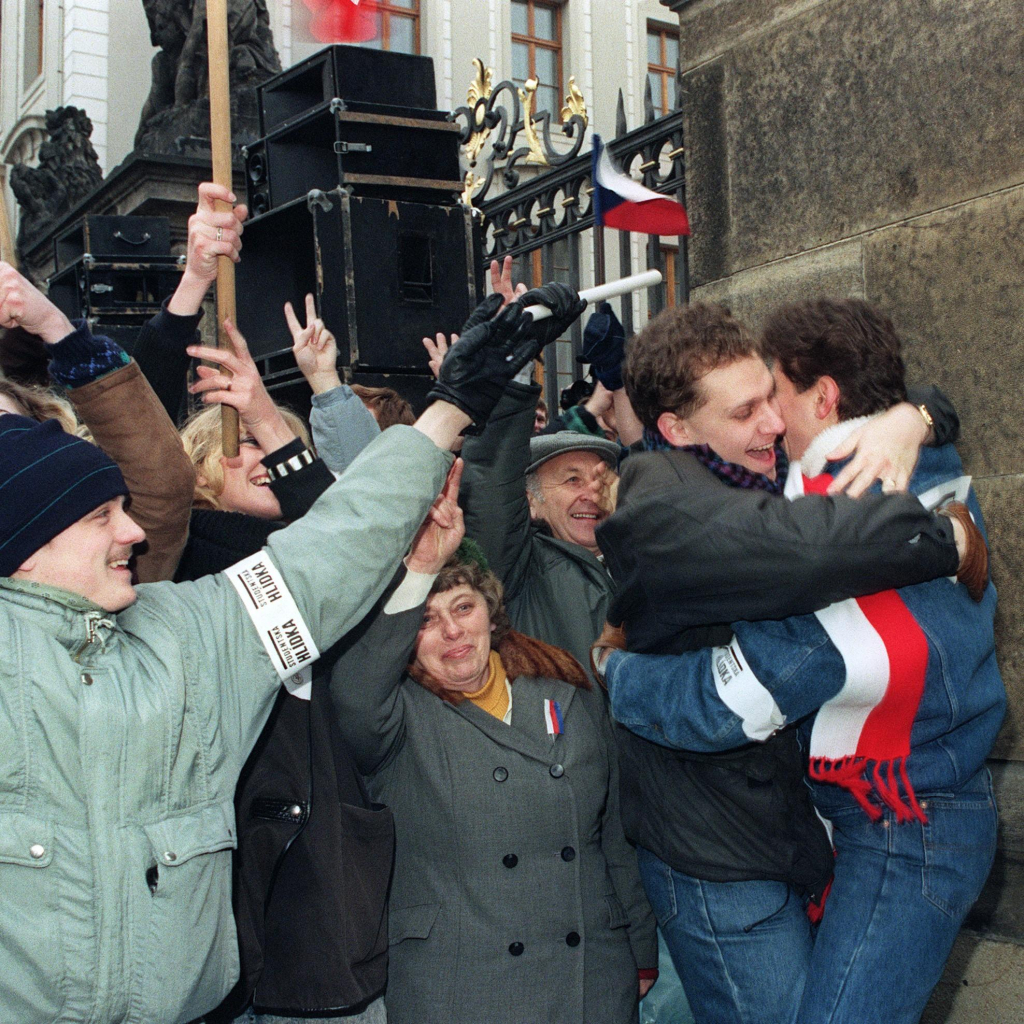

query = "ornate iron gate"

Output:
[[450, 65, 688, 410]]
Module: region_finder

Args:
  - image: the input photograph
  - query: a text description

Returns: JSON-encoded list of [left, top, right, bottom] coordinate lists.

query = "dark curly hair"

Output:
[[623, 302, 761, 431], [761, 298, 907, 419]]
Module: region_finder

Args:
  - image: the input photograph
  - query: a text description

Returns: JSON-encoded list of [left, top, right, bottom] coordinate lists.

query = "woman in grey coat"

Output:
[[330, 463, 657, 1024]]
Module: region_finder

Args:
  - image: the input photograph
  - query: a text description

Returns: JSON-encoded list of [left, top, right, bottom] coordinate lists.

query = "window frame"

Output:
[[511, 0, 564, 115], [374, 0, 420, 55], [646, 20, 679, 116]]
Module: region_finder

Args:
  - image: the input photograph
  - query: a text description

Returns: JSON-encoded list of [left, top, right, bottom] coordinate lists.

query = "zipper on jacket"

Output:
[[74, 612, 110, 663]]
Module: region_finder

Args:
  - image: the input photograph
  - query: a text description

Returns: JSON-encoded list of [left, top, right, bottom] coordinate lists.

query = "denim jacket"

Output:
[[605, 440, 1006, 808]]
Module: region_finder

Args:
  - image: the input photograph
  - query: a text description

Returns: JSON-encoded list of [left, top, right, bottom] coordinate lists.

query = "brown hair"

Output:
[[761, 298, 907, 420], [623, 302, 761, 430], [179, 403, 311, 509], [0, 378, 87, 438], [350, 384, 415, 429], [409, 556, 590, 702]]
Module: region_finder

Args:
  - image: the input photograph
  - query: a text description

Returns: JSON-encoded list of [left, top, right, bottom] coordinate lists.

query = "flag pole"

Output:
[[206, 0, 239, 458]]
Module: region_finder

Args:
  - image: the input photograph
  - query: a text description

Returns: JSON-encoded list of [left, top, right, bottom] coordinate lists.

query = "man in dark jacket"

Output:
[[594, 301, 978, 1024], [600, 298, 1000, 1024]]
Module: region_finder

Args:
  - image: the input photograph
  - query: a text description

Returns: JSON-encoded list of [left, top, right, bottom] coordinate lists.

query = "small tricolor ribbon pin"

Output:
[[544, 699, 563, 737]]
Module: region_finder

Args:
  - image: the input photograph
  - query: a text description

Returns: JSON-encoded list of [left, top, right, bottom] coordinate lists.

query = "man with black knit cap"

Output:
[[0, 283, 551, 1024]]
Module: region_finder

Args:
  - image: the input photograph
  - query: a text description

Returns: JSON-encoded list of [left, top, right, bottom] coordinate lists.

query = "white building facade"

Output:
[[2, 0, 679, 241]]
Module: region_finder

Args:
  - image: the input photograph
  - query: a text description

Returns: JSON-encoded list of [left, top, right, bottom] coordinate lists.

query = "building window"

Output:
[[647, 21, 679, 116], [362, 0, 420, 54], [23, 0, 44, 88], [512, 0, 562, 115], [660, 244, 678, 308]]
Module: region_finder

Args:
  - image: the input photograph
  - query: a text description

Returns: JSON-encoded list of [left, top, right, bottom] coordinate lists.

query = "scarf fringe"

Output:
[[809, 755, 928, 825], [806, 875, 833, 925]]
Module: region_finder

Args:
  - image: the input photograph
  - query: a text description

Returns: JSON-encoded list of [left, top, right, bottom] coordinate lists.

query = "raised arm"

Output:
[[0, 261, 195, 583], [285, 293, 380, 474], [132, 182, 247, 421], [330, 461, 465, 774]]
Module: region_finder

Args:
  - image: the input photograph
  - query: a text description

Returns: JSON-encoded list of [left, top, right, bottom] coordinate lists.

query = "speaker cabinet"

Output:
[[259, 45, 439, 134], [53, 215, 172, 271], [244, 101, 462, 212], [235, 189, 481, 373], [47, 256, 184, 322]]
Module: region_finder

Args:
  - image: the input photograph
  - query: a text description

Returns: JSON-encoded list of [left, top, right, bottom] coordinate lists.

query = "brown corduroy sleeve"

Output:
[[70, 360, 195, 583]]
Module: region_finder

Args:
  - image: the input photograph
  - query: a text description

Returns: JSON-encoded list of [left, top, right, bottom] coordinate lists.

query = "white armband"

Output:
[[712, 641, 786, 742], [225, 552, 321, 683]]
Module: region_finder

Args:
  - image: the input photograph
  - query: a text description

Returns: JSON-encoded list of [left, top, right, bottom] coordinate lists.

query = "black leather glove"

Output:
[[517, 283, 587, 348], [459, 292, 504, 335], [578, 301, 626, 391], [426, 301, 539, 435]]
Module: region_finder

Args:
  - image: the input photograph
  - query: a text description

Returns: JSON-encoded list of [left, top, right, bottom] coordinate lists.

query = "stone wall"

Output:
[[664, 0, 1024, 1018]]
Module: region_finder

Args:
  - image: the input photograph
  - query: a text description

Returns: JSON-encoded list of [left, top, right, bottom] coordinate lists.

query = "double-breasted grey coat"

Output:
[[330, 573, 657, 1024]]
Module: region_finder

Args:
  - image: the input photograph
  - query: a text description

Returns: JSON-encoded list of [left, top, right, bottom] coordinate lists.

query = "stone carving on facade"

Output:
[[9, 106, 104, 252], [134, 0, 282, 155]]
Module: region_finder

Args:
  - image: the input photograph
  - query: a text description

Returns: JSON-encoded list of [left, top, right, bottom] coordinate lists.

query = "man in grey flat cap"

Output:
[[462, 418, 622, 672]]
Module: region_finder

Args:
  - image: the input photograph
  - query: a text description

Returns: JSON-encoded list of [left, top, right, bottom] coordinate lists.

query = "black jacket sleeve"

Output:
[[131, 301, 202, 424], [263, 437, 335, 523], [599, 450, 959, 647], [907, 384, 959, 447]]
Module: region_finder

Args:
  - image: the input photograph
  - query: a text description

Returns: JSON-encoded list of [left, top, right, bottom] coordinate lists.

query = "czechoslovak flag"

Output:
[[591, 134, 690, 236]]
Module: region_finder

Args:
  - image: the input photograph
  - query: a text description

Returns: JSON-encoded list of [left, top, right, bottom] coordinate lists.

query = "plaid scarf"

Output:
[[641, 427, 788, 495]]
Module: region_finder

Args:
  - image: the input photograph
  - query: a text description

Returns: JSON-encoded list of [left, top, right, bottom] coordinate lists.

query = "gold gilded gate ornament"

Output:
[[464, 58, 494, 165]]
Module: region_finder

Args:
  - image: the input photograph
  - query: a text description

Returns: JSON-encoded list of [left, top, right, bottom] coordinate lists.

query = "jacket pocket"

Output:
[[0, 814, 66, 1022], [138, 802, 239, 1022], [389, 903, 441, 946], [605, 893, 631, 930]]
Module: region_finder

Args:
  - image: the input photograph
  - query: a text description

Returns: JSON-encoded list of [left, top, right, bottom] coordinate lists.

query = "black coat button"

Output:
[[508, 941, 524, 956], [549, 763, 564, 778], [565, 931, 581, 947], [503, 854, 518, 869], [561, 846, 576, 862], [493, 767, 508, 782]]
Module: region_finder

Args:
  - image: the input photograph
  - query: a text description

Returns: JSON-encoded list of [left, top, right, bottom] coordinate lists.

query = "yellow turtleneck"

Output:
[[465, 650, 511, 723]]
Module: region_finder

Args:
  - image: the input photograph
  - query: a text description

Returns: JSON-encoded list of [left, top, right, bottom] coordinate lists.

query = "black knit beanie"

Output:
[[0, 415, 128, 577]]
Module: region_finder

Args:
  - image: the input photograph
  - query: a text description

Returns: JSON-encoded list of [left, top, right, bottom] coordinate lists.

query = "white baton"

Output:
[[522, 269, 664, 322]]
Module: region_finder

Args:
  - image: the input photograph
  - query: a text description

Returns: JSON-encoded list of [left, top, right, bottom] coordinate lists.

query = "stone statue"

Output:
[[134, 0, 282, 154], [9, 106, 104, 252]]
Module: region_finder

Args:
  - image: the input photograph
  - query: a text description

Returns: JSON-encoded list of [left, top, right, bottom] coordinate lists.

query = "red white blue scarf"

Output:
[[787, 418, 928, 824]]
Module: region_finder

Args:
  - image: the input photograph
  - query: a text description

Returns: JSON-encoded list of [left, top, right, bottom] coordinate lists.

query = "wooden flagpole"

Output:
[[206, 0, 239, 457]]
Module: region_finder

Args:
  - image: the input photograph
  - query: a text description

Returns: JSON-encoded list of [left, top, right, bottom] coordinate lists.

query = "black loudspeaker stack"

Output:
[[46, 215, 183, 357], [237, 45, 481, 414]]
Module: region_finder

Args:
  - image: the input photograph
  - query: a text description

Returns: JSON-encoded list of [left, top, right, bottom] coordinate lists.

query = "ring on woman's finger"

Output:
[[216, 227, 224, 242], [882, 477, 896, 489]]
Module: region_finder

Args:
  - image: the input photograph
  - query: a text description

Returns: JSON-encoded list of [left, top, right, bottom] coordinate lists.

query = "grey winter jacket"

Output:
[[331, 581, 657, 1024], [0, 426, 451, 1024]]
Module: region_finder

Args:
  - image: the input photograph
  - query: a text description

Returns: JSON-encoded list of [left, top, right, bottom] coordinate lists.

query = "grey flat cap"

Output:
[[526, 430, 621, 475]]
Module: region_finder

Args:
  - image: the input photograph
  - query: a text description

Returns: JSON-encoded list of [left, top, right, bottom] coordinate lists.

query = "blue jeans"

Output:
[[796, 768, 998, 1024], [637, 847, 814, 1024]]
